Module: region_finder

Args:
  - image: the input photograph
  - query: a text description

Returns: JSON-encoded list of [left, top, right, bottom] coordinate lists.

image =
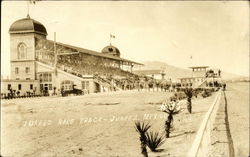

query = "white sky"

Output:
[[1, 1, 249, 77]]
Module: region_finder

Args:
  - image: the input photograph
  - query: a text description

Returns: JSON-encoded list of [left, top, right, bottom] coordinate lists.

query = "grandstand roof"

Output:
[[133, 69, 164, 75], [188, 66, 209, 69], [44, 39, 143, 65]]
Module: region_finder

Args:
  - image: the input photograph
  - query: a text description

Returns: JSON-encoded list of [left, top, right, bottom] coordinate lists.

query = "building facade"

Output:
[[180, 66, 222, 88], [1, 16, 142, 97]]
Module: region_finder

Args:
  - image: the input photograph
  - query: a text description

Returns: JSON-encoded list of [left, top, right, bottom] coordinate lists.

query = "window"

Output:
[[82, 81, 89, 90], [39, 73, 52, 82], [49, 84, 52, 90], [82, 81, 85, 89], [108, 48, 113, 52], [17, 43, 27, 59], [26, 78, 30, 80], [18, 84, 22, 90], [61, 80, 73, 90], [25, 67, 30, 73], [15, 67, 19, 74], [39, 74, 42, 82], [44, 73, 48, 82], [30, 84, 33, 90], [8, 84, 11, 90], [86, 81, 89, 89], [48, 73, 52, 82], [40, 84, 43, 90]]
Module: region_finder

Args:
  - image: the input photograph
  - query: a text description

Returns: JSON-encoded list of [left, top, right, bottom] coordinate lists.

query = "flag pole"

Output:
[[109, 34, 111, 45], [190, 55, 193, 77], [27, 0, 30, 17]]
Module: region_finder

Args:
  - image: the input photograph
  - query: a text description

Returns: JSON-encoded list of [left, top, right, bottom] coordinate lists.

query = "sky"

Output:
[[1, 1, 249, 77]]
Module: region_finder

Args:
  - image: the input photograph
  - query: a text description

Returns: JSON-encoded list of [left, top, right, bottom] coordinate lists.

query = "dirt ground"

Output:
[[1, 90, 217, 157], [225, 82, 249, 157]]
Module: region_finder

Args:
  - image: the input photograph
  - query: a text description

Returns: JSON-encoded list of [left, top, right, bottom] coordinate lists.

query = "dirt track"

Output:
[[1, 91, 216, 157], [225, 82, 249, 157]]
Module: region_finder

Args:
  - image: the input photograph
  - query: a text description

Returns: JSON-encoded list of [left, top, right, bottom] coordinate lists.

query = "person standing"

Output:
[[223, 83, 226, 91]]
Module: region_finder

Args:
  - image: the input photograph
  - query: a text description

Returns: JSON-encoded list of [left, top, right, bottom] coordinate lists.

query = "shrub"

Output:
[[146, 131, 165, 152], [184, 88, 193, 113], [135, 121, 151, 157], [161, 101, 181, 138], [170, 92, 187, 101], [201, 89, 212, 98]]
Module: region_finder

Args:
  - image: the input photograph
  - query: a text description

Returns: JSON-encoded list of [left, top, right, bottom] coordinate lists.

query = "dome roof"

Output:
[[101, 45, 120, 57], [9, 16, 47, 36]]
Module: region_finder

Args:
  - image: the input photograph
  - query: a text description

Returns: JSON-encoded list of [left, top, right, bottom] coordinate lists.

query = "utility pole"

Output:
[[54, 32, 57, 76]]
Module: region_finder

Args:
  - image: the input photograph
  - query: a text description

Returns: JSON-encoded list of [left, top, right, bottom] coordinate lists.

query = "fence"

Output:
[[187, 89, 222, 157]]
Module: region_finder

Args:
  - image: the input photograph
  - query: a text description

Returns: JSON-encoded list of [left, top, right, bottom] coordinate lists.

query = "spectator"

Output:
[[223, 83, 226, 91]]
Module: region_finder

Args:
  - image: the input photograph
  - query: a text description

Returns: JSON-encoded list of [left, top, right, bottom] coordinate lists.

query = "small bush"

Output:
[[201, 89, 212, 98], [135, 121, 151, 157], [170, 92, 187, 101], [184, 88, 193, 113], [146, 131, 165, 152], [135, 121, 151, 134]]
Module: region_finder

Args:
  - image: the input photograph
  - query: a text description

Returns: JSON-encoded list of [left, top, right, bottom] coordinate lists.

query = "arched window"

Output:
[[17, 43, 27, 59]]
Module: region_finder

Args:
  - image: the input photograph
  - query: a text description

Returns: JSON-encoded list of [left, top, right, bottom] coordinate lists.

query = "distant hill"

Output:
[[135, 61, 247, 81]]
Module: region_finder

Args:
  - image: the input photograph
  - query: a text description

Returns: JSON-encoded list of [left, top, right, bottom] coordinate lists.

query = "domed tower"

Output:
[[101, 44, 120, 57], [9, 15, 47, 80]]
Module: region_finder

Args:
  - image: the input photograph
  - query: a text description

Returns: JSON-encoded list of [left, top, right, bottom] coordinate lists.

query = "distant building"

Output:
[[189, 66, 209, 78], [133, 69, 166, 80], [179, 66, 221, 88]]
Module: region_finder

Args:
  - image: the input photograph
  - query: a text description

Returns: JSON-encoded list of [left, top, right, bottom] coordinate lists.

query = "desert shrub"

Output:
[[201, 89, 212, 98], [146, 131, 165, 152], [170, 92, 187, 101], [184, 88, 194, 113], [135, 121, 151, 157], [192, 89, 200, 98], [170, 95, 177, 102], [161, 101, 181, 138], [176, 92, 187, 100], [206, 89, 211, 96]]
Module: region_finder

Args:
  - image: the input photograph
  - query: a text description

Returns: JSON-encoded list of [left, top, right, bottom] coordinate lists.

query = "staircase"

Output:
[[93, 76, 123, 91], [38, 59, 129, 92], [194, 78, 208, 88]]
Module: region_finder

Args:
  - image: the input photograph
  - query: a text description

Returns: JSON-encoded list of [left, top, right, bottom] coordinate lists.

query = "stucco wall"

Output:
[[10, 33, 36, 80]]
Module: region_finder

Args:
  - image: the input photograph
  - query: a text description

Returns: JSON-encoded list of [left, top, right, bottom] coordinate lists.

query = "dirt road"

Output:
[[225, 82, 249, 157]]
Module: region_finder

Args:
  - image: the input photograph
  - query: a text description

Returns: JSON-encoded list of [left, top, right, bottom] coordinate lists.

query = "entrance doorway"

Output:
[[40, 83, 51, 96]]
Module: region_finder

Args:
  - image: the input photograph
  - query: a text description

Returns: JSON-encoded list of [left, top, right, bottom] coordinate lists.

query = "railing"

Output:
[[187, 89, 222, 157]]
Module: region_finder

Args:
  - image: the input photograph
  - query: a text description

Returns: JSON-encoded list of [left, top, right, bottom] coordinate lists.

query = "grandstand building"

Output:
[[1, 16, 142, 96]]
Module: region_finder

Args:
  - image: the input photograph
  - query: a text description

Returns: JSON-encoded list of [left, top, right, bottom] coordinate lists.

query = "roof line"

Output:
[[188, 66, 209, 68], [41, 38, 143, 65], [9, 30, 47, 36]]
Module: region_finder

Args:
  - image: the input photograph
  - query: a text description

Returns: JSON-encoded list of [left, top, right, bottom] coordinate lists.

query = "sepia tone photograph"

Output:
[[1, 1, 249, 157]]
